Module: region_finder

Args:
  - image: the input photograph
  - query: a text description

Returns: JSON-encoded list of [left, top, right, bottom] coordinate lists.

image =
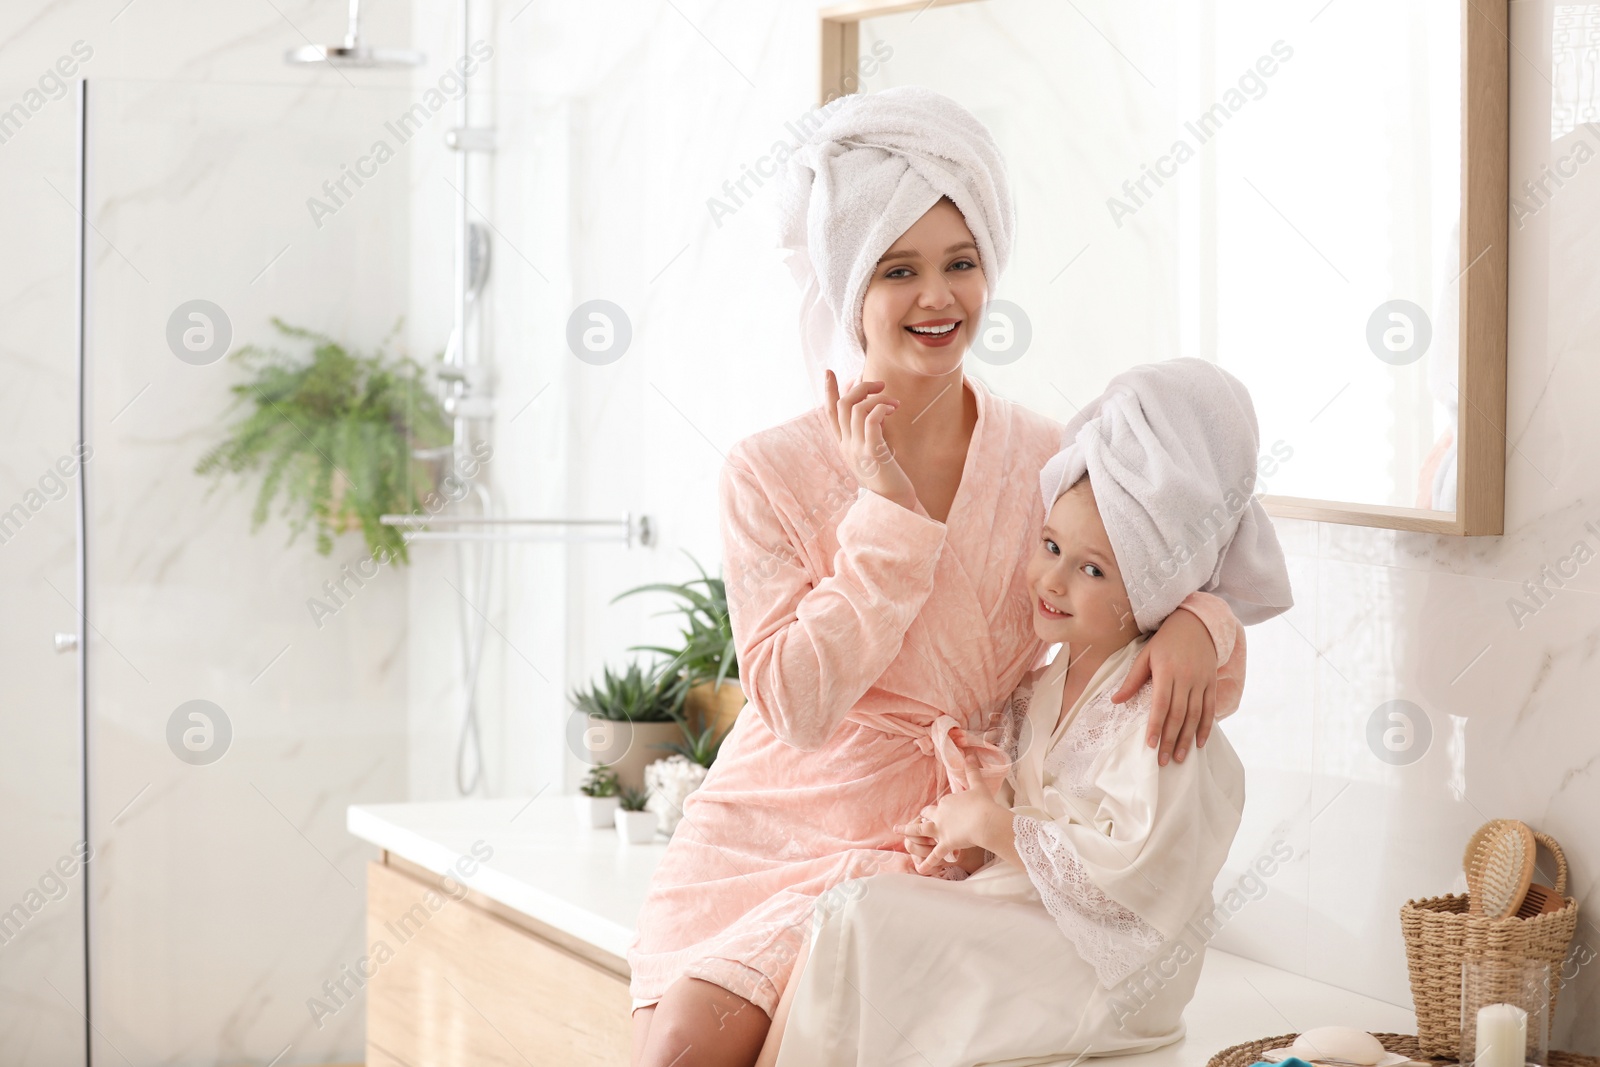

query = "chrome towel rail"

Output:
[[378, 513, 652, 547]]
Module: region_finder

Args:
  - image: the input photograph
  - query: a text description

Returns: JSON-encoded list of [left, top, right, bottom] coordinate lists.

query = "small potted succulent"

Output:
[[570, 661, 681, 794], [613, 786, 659, 844], [613, 554, 745, 738], [665, 720, 727, 768], [577, 763, 620, 829]]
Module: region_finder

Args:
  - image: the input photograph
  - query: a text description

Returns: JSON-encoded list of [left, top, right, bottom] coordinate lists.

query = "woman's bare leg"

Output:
[[630, 1005, 657, 1067], [752, 934, 812, 1067], [636, 976, 771, 1067]]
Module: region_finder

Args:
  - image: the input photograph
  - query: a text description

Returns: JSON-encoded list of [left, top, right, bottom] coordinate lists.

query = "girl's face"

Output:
[[1026, 479, 1141, 653], [859, 198, 987, 378]]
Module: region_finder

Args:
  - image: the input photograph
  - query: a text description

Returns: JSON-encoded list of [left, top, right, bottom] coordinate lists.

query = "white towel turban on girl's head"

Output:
[[1038, 358, 1295, 632], [775, 86, 1015, 386]]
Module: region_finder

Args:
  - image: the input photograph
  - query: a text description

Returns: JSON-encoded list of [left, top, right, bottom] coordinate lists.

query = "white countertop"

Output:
[[348, 794, 667, 960], [348, 795, 1417, 1063]]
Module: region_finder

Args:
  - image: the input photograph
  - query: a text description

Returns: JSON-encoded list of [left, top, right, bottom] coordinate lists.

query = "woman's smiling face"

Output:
[[859, 197, 987, 377], [1026, 478, 1141, 652]]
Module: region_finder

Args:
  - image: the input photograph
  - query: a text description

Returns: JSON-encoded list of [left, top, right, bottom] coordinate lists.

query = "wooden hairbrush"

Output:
[[1463, 819, 1535, 919], [1463, 818, 1566, 919]]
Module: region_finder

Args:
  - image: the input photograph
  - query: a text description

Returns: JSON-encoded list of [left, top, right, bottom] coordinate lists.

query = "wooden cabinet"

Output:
[[365, 855, 631, 1066]]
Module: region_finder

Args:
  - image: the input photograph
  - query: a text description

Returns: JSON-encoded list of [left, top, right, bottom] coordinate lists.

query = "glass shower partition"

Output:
[[0, 74, 89, 1066], [76, 76, 434, 1065]]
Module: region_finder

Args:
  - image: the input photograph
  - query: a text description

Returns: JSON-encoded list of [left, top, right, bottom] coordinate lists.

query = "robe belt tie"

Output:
[[849, 710, 1012, 798]]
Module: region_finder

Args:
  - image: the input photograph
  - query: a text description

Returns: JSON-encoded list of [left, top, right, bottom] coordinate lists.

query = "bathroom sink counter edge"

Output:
[[347, 796, 1417, 1065]]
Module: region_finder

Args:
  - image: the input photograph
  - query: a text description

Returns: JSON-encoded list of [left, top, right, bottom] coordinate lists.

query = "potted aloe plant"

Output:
[[576, 763, 621, 830], [613, 786, 659, 844], [613, 554, 745, 739], [193, 316, 451, 564], [570, 661, 681, 794]]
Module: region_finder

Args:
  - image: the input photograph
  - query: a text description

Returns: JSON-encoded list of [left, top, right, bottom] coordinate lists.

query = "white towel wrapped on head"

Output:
[[776, 86, 1014, 385], [1038, 358, 1294, 631]]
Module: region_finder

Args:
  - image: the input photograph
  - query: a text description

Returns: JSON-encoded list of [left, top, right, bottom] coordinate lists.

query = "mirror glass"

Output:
[[858, 0, 1462, 514]]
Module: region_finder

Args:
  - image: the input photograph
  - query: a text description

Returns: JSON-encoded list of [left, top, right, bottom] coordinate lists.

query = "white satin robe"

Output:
[[772, 634, 1247, 1066]]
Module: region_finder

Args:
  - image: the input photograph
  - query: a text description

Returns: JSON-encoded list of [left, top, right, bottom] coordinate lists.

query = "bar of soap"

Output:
[[1288, 1027, 1387, 1065]]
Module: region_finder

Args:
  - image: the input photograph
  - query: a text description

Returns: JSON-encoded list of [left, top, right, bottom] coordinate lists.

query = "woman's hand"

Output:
[[1111, 607, 1217, 767], [952, 845, 990, 874], [825, 369, 918, 511]]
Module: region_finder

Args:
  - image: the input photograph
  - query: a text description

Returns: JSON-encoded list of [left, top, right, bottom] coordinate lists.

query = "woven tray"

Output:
[[1206, 1032, 1600, 1067]]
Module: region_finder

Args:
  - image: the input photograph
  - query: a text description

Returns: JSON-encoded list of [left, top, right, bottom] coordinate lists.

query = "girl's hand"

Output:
[[908, 755, 1008, 866], [899, 815, 959, 873], [1111, 607, 1216, 767], [825, 370, 918, 511]]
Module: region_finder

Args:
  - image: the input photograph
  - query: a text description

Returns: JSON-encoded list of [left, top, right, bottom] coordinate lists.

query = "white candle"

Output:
[[1476, 1003, 1528, 1067]]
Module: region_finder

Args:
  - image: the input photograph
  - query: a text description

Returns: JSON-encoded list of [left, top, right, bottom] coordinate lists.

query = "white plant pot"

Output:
[[645, 755, 708, 836], [578, 794, 620, 829], [614, 807, 659, 844]]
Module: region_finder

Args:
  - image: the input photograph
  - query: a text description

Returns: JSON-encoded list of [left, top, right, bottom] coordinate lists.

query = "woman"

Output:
[[761, 359, 1292, 1066], [627, 87, 1265, 1067]]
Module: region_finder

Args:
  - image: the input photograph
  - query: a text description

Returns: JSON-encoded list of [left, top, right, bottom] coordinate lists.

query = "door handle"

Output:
[[54, 632, 79, 653]]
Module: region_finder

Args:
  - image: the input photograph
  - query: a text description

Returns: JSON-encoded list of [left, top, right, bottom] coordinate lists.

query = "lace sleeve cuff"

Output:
[[1012, 813, 1165, 987]]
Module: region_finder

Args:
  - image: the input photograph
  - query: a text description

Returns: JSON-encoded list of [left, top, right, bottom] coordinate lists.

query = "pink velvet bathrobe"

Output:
[[625, 375, 1245, 1016]]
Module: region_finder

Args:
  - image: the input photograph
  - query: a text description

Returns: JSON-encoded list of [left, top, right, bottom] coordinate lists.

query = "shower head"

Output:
[[285, 0, 425, 68], [285, 42, 426, 67]]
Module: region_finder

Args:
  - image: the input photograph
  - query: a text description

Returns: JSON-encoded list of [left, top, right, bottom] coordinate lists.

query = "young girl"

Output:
[[760, 358, 1292, 1066]]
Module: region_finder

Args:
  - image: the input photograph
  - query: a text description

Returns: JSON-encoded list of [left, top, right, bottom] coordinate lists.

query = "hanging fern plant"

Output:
[[194, 316, 452, 564]]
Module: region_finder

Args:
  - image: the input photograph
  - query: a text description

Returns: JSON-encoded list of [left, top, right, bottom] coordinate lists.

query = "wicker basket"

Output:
[[1206, 1031, 1600, 1067], [1399, 830, 1579, 1056]]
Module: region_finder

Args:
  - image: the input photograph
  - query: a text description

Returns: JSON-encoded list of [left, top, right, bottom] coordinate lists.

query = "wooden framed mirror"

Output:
[[820, 0, 1508, 535]]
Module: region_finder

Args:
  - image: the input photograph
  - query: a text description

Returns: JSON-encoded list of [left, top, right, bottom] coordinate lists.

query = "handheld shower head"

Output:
[[465, 221, 491, 304], [285, 0, 425, 68]]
